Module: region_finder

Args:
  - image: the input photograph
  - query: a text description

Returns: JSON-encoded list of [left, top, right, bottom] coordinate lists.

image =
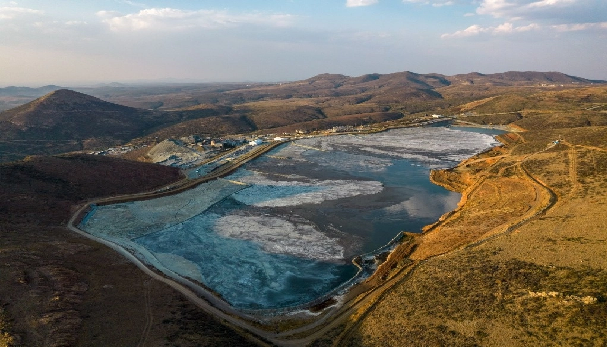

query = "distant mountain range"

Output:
[[0, 71, 604, 162], [0, 85, 63, 97]]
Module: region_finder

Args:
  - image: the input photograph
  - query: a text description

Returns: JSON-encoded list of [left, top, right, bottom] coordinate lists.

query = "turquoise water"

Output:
[[82, 126, 503, 310]]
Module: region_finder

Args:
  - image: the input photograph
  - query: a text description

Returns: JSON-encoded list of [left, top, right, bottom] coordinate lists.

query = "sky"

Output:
[[0, 0, 606, 86]]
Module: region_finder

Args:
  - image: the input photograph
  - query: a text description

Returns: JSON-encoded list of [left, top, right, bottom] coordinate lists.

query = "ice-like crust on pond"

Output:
[[80, 126, 501, 309], [273, 143, 392, 172], [82, 179, 245, 239], [154, 252, 204, 283], [271, 143, 309, 161], [359, 146, 441, 164], [228, 170, 384, 207], [134, 214, 355, 309], [294, 127, 499, 168], [215, 214, 344, 261], [307, 150, 393, 172]]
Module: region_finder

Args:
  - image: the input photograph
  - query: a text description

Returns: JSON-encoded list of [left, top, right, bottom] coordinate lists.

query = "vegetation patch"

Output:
[[0, 307, 15, 347]]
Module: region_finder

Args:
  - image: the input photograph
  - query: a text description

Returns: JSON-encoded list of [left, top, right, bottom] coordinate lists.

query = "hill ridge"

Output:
[[0, 70, 605, 162]]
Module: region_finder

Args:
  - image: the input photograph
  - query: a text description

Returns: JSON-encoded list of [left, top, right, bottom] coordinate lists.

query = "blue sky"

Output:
[[0, 0, 605, 86]]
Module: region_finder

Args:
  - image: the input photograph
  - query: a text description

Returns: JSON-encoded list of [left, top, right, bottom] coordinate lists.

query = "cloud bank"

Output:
[[0, 6, 42, 19], [441, 0, 607, 38], [442, 22, 541, 38], [97, 8, 295, 31]]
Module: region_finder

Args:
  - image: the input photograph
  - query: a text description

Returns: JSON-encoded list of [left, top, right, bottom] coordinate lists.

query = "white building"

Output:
[[249, 139, 263, 146]]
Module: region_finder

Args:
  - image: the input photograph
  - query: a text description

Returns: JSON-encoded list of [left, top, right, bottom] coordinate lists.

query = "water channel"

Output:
[[80, 125, 503, 310]]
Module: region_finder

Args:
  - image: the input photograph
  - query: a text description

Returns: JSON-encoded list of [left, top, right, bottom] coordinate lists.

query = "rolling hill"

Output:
[[1, 71, 603, 162], [0, 90, 229, 162], [0, 89, 148, 138]]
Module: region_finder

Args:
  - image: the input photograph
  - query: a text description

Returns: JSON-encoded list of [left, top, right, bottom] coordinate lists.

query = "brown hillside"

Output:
[[126, 72, 605, 147], [0, 89, 143, 132], [223, 71, 450, 101], [450, 71, 598, 86], [2, 71, 604, 162], [139, 114, 256, 141], [453, 86, 607, 130], [0, 90, 231, 162], [0, 155, 255, 346]]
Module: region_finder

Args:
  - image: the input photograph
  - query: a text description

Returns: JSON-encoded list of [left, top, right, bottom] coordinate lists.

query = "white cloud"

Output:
[[432, 1, 455, 7], [441, 24, 486, 38], [441, 21, 541, 38], [98, 8, 295, 31], [476, 0, 597, 20], [346, 0, 379, 7], [494, 22, 540, 32], [527, 0, 577, 9], [0, 6, 42, 19], [65, 20, 88, 26], [553, 21, 607, 31], [445, 0, 606, 39]]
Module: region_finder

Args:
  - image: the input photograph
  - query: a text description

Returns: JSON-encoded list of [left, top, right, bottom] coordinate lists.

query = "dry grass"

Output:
[[0, 307, 15, 347], [336, 89, 607, 346], [349, 250, 607, 346]]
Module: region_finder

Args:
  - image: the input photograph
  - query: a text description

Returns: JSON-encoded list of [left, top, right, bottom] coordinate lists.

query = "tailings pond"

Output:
[[80, 126, 502, 310]]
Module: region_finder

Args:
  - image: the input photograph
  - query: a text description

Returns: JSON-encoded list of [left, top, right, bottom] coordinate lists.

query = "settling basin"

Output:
[[79, 126, 502, 310]]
